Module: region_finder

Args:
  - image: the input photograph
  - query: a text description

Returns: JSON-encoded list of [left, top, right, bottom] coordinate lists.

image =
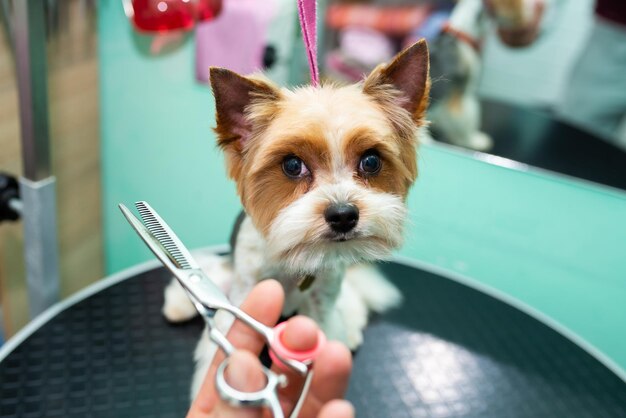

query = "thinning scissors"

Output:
[[119, 201, 325, 418]]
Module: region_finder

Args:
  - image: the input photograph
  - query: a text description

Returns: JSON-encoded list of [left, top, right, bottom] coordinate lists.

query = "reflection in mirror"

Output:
[[322, 0, 626, 191]]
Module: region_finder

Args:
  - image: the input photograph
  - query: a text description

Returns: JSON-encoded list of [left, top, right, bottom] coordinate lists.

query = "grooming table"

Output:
[[1, 260, 625, 417]]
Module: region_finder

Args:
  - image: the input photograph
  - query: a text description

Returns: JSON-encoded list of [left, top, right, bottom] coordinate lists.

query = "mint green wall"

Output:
[[99, 1, 240, 271], [99, 2, 626, 376], [400, 147, 626, 375]]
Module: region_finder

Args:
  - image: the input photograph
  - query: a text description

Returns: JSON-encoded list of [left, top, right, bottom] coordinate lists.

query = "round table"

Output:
[[1, 259, 625, 417]]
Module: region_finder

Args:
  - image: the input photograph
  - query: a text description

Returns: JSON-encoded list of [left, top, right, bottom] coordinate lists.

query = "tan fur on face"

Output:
[[241, 128, 332, 233], [210, 40, 430, 236], [209, 70, 283, 183], [341, 127, 415, 197], [240, 83, 419, 234]]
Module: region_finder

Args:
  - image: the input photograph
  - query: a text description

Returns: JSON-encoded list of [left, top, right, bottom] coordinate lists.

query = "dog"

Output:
[[429, 0, 541, 151], [162, 39, 431, 398]]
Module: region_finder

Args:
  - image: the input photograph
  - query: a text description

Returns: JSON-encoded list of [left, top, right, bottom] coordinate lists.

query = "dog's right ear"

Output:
[[363, 40, 430, 126], [209, 67, 281, 180]]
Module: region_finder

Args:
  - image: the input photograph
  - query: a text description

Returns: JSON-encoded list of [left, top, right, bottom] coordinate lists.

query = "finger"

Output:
[[281, 316, 319, 352], [211, 351, 267, 418], [280, 341, 352, 417], [269, 316, 319, 404], [187, 280, 285, 417], [228, 280, 285, 354], [318, 400, 355, 418], [308, 342, 352, 403]]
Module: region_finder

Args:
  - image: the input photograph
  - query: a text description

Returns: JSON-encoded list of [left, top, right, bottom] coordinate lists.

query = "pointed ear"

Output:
[[209, 67, 280, 180], [209, 67, 280, 148], [363, 39, 430, 125]]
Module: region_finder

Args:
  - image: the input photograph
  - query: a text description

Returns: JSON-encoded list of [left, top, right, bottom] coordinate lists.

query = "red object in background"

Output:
[[128, 0, 222, 33], [326, 4, 433, 37]]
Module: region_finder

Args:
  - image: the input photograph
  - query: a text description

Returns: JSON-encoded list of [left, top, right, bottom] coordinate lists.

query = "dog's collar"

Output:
[[297, 274, 316, 291], [442, 22, 482, 52]]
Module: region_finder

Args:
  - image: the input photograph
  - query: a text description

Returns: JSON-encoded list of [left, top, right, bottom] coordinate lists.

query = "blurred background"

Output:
[[0, 0, 625, 384]]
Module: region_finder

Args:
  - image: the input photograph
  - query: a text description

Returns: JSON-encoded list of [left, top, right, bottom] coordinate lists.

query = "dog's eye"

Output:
[[359, 151, 382, 175], [282, 155, 310, 178]]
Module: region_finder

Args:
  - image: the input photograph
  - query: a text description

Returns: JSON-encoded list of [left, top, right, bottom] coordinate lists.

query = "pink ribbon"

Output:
[[297, 0, 319, 86]]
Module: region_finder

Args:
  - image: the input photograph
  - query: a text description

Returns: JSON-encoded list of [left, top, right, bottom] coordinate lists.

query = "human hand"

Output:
[[186, 280, 354, 418], [489, 0, 546, 47]]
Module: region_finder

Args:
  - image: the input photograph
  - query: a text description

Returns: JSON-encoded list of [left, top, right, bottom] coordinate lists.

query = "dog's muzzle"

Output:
[[324, 203, 359, 234]]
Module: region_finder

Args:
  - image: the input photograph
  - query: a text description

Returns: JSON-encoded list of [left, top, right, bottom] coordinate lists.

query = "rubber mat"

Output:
[[1, 262, 625, 417]]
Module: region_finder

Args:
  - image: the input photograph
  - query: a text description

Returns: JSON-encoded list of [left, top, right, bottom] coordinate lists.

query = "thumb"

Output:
[[211, 351, 268, 418]]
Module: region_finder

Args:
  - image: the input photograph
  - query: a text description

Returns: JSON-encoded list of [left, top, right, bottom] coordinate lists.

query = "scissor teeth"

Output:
[[134, 201, 193, 270]]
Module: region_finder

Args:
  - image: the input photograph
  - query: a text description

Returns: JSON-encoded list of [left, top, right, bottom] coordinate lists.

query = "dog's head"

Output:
[[210, 41, 430, 274]]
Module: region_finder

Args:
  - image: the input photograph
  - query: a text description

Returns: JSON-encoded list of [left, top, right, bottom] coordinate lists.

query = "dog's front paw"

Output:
[[324, 308, 365, 350], [334, 281, 370, 350], [344, 322, 364, 350], [162, 279, 197, 323], [468, 131, 493, 151]]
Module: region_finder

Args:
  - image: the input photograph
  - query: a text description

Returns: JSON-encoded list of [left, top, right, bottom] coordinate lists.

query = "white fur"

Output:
[[163, 178, 406, 400], [170, 251, 402, 399], [266, 179, 406, 275], [165, 66, 412, 402], [162, 252, 233, 322], [431, 0, 536, 151]]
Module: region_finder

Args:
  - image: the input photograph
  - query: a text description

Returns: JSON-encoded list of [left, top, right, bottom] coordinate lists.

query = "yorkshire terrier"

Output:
[[429, 0, 541, 151], [162, 40, 430, 397]]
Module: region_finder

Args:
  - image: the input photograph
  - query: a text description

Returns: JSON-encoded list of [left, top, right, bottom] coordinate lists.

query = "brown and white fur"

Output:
[[163, 40, 431, 398], [429, 0, 539, 151]]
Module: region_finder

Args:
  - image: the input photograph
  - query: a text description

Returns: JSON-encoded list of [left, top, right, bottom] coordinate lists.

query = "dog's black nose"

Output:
[[325, 204, 359, 233]]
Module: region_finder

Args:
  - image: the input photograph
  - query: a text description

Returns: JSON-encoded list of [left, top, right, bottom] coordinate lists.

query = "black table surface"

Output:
[[1, 261, 625, 417], [435, 100, 626, 191]]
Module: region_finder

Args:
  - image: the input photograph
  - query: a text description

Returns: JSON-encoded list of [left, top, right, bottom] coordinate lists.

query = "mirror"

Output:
[[321, 0, 626, 191]]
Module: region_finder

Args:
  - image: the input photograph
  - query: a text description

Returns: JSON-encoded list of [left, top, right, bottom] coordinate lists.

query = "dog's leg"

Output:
[[162, 279, 198, 322], [343, 263, 402, 314], [459, 94, 493, 151], [335, 264, 402, 349], [162, 252, 234, 323], [190, 272, 257, 399], [294, 268, 348, 345], [190, 310, 235, 399]]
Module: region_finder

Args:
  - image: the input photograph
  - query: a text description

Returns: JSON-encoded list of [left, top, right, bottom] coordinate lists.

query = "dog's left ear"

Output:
[[210, 67, 281, 181], [210, 67, 281, 147], [363, 39, 430, 125]]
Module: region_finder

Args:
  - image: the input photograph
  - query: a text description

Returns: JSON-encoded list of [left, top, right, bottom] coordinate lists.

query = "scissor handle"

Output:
[[269, 322, 326, 371], [216, 359, 286, 418]]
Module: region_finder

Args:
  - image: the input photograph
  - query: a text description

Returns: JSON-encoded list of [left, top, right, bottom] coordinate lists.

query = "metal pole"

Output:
[[13, 0, 61, 318]]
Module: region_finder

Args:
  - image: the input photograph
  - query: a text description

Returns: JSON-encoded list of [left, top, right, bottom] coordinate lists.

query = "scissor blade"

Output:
[[134, 201, 200, 270], [119, 203, 181, 274], [120, 203, 233, 312]]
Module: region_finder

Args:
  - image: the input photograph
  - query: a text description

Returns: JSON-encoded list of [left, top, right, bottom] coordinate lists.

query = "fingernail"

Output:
[[283, 316, 318, 351]]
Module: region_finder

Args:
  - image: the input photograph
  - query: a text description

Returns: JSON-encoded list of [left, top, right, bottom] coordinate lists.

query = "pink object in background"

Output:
[[326, 3, 433, 36], [340, 27, 394, 68], [297, 0, 319, 86], [195, 0, 277, 83]]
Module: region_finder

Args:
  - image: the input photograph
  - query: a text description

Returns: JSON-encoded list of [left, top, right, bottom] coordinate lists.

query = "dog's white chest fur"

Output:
[[232, 215, 346, 320], [162, 214, 402, 398], [164, 39, 432, 399]]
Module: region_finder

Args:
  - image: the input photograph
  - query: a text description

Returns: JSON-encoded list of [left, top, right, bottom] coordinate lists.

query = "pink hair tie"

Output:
[[270, 321, 326, 370], [298, 0, 320, 86]]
